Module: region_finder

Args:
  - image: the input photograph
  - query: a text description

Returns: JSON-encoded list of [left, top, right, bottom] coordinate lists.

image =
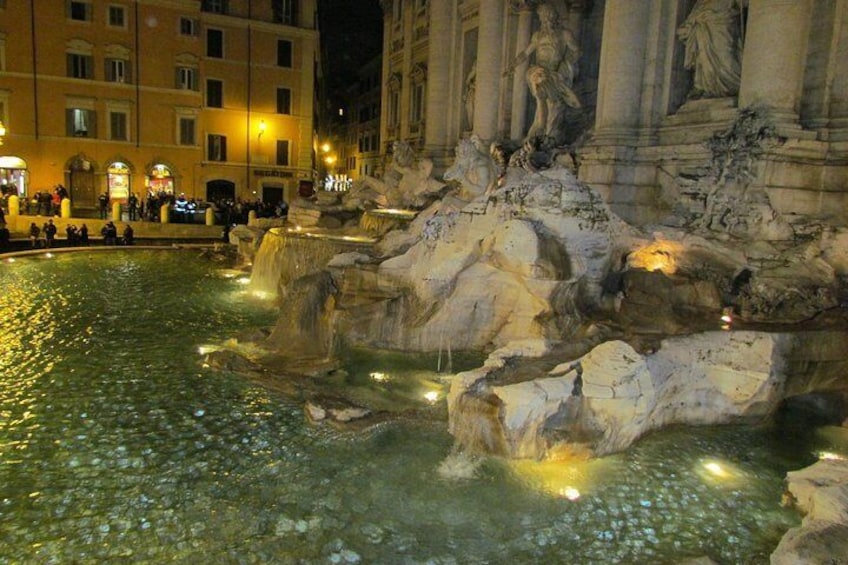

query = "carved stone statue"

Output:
[[507, 3, 581, 143], [344, 141, 444, 210], [444, 135, 498, 200], [677, 0, 743, 99]]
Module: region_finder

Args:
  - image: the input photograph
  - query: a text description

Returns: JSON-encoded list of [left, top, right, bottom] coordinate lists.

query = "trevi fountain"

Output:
[[2, 0, 848, 563]]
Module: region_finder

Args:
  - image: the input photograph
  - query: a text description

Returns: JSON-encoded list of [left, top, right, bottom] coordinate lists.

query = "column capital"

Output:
[[510, 0, 538, 13]]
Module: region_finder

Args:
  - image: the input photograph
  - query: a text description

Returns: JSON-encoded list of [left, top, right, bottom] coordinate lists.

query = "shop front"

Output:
[[107, 161, 132, 203], [0, 155, 28, 200], [146, 164, 174, 195]]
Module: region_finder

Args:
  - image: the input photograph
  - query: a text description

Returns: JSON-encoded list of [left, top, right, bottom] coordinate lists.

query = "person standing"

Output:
[[128, 192, 139, 221], [79, 223, 89, 246], [122, 224, 134, 245], [29, 222, 41, 247], [98, 192, 110, 219], [44, 220, 57, 248]]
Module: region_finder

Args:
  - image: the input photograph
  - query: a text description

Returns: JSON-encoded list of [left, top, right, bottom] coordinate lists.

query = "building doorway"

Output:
[[262, 184, 284, 207], [69, 156, 96, 208], [206, 179, 235, 203], [0, 156, 28, 199]]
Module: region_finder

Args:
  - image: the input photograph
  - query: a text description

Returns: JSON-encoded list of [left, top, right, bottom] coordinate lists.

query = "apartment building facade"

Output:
[[0, 0, 318, 210]]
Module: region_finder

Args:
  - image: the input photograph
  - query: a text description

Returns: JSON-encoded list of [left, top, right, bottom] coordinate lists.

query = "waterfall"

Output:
[[249, 228, 373, 299], [359, 209, 417, 236]]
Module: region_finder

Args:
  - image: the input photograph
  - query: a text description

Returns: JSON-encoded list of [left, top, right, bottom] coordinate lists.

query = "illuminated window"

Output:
[[176, 67, 197, 90], [208, 134, 227, 161], [105, 58, 130, 83], [66, 108, 96, 137]]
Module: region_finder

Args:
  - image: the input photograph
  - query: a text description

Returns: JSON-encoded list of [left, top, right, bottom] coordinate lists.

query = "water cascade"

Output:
[[359, 208, 418, 236], [249, 227, 375, 299]]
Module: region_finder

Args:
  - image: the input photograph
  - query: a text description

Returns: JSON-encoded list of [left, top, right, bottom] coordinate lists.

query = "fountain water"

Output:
[[359, 208, 418, 236], [249, 227, 375, 299]]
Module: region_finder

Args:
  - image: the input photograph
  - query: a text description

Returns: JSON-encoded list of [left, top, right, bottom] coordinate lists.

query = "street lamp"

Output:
[[258, 119, 266, 140]]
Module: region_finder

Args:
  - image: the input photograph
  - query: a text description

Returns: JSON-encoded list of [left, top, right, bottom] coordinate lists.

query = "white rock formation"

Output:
[[449, 331, 846, 459], [771, 458, 848, 565]]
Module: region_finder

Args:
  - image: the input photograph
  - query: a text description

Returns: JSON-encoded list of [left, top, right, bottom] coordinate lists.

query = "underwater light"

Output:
[[251, 290, 272, 300], [703, 461, 728, 478], [818, 451, 845, 461], [424, 391, 439, 403], [6, 257, 15, 263], [370, 372, 389, 382], [197, 345, 220, 355], [44, 253, 54, 258], [560, 486, 581, 501], [236, 277, 251, 285]]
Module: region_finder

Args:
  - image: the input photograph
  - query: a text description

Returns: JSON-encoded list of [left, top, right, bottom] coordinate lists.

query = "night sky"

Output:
[[318, 0, 384, 102]]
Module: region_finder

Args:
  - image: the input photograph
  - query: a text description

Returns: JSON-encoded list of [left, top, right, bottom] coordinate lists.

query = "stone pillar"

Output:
[[738, 0, 812, 125], [111, 201, 122, 222], [592, 0, 652, 142], [473, 0, 506, 141], [60, 198, 71, 219], [509, 2, 535, 140], [205, 207, 215, 226], [160, 203, 170, 224], [424, 0, 453, 154]]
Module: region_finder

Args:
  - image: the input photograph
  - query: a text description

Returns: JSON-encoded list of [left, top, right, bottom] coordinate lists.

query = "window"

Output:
[[108, 5, 126, 28], [411, 83, 425, 123], [207, 29, 223, 58], [277, 40, 292, 67], [201, 0, 228, 14], [176, 67, 197, 90], [208, 134, 227, 161], [276, 140, 290, 166], [272, 0, 297, 25], [67, 53, 94, 79], [388, 89, 399, 127], [179, 117, 196, 145], [206, 79, 223, 108], [276, 88, 291, 114], [180, 17, 198, 36], [106, 59, 130, 83], [109, 111, 128, 141], [0, 34, 6, 72], [66, 108, 96, 137], [68, 1, 92, 21]]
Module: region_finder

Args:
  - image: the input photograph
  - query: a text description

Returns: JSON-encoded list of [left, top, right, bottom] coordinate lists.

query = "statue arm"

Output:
[[504, 33, 537, 76]]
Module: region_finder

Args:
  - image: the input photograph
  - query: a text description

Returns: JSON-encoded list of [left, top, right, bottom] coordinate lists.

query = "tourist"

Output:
[[79, 224, 89, 246], [0, 223, 9, 251], [122, 224, 134, 245], [128, 192, 139, 221], [29, 222, 40, 247], [101, 221, 118, 245], [44, 219, 57, 248], [65, 224, 78, 246], [98, 192, 110, 219]]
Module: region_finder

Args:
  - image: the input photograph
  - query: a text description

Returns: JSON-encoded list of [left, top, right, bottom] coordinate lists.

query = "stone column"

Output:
[[738, 0, 812, 124], [424, 0, 453, 153], [592, 0, 652, 142], [473, 0, 506, 141], [509, 2, 535, 140]]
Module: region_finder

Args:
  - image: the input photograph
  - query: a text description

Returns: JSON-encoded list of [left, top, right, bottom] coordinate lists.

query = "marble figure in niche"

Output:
[[463, 61, 477, 131], [506, 2, 581, 143], [677, 0, 744, 99]]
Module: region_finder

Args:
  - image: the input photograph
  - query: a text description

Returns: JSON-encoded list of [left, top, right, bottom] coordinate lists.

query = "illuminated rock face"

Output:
[[771, 459, 848, 565], [449, 331, 848, 459]]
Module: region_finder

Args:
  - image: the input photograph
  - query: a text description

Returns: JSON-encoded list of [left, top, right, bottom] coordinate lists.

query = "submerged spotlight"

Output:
[[424, 391, 439, 403], [703, 461, 728, 478], [236, 277, 251, 285], [560, 486, 581, 501], [370, 372, 389, 383]]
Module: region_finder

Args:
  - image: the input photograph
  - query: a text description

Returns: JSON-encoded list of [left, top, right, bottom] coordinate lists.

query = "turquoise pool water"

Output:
[[0, 250, 843, 564]]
